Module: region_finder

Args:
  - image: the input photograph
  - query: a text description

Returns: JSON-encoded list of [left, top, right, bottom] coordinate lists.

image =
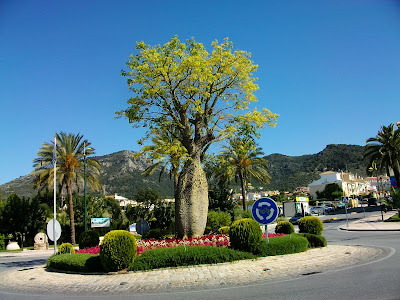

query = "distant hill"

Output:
[[0, 145, 368, 198], [0, 150, 174, 199], [259, 144, 367, 191]]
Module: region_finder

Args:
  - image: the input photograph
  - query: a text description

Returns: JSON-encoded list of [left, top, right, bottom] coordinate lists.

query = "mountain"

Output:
[[258, 144, 367, 191], [0, 145, 368, 198], [0, 150, 174, 199]]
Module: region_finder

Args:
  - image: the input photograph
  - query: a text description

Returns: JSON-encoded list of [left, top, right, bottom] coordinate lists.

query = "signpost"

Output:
[[47, 219, 61, 254], [252, 198, 279, 244]]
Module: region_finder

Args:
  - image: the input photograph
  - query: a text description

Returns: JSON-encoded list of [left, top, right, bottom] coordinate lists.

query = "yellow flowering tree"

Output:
[[118, 36, 278, 238]]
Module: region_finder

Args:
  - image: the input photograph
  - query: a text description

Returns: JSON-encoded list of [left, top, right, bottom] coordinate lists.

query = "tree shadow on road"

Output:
[[0, 259, 47, 269]]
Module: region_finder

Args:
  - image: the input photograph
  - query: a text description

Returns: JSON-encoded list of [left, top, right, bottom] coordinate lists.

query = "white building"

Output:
[[108, 193, 137, 207], [308, 171, 370, 199]]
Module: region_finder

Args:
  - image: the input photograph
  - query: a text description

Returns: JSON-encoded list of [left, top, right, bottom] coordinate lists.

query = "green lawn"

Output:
[[385, 213, 400, 222]]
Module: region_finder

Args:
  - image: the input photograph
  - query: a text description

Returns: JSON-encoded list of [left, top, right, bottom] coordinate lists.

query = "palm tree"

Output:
[[33, 132, 101, 244], [139, 129, 186, 194], [364, 124, 400, 188], [221, 138, 271, 211]]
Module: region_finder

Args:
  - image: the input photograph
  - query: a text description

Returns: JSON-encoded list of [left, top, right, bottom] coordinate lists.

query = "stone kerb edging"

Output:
[[0, 245, 384, 295]]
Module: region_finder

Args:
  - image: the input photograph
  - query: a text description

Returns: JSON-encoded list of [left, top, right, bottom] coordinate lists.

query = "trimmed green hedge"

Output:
[[275, 221, 295, 234], [298, 216, 324, 235], [230, 218, 262, 254], [129, 246, 255, 271], [297, 233, 327, 248], [57, 243, 75, 255], [47, 253, 103, 273], [258, 234, 308, 257], [100, 230, 137, 272]]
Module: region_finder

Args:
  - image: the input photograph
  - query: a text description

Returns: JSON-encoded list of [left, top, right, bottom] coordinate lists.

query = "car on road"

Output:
[[289, 212, 311, 225], [336, 202, 346, 209], [368, 198, 378, 207], [310, 206, 325, 215]]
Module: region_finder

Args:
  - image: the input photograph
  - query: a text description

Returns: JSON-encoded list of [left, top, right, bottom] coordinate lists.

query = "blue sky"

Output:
[[1, 1, 400, 185]]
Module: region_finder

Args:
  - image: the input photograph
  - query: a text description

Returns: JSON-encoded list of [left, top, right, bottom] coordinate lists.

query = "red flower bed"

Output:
[[76, 233, 284, 256]]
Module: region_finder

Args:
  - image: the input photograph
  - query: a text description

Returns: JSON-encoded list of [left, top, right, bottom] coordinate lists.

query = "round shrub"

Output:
[[229, 218, 262, 254], [218, 226, 230, 234], [206, 211, 232, 233], [100, 230, 137, 272], [79, 230, 100, 249], [275, 221, 295, 234], [298, 216, 324, 235], [57, 243, 75, 255], [297, 233, 327, 248]]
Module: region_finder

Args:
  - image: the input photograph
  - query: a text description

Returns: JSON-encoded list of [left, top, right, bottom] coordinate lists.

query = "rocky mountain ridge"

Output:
[[0, 144, 368, 198]]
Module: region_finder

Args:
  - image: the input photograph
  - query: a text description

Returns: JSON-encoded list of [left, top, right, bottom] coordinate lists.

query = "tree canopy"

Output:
[[118, 36, 278, 237], [118, 36, 278, 165]]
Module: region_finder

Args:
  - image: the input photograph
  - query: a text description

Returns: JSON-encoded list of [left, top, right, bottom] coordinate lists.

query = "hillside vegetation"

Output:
[[0, 144, 367, 198]]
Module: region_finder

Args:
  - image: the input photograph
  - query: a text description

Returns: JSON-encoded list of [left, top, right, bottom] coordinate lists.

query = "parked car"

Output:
[[289, 212, 311, 225], [368, 198, 378, 207], [310, 206, 325, 215], [336, 202, 346, 210]]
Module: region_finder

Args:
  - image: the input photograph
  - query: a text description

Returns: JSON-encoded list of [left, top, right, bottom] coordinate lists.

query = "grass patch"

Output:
[[257, 234, 308, 257], [47, 253, 103, 273], [385, 213, 400, 222], [129, 246, 255, 271]]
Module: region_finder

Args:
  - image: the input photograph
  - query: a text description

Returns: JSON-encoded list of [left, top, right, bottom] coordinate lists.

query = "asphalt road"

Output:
[[1, 208, 399, 300]]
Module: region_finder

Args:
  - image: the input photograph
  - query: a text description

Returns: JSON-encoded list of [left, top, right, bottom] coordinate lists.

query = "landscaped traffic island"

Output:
[[47, 218, 327, 274]]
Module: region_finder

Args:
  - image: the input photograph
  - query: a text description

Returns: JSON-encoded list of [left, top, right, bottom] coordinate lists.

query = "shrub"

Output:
[[297, 233, 327, 248], [142, 228, 168, 239], [47, 253, 103, 273], [218, 226, 230, 234], [275, 221, 295, 234], [79, 230, 100, 249], [129, 246, 255, 271], [0, 234, 5, 250], [100, 230, 137, 272], [57, 243, 75, 255], [258, 234, 308, 256], [229, 218, 262, 254], [298, 216, 324, 235], [205, 211, 231, 233]]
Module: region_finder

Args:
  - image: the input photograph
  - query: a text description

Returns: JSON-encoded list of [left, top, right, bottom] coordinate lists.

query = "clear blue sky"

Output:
[[1, 1, 400, 185]]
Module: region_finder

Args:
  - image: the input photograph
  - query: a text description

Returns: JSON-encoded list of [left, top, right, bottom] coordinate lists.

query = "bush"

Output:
[[298, 216, 323, 235], [47, 253, 104, 273], [142, 228, 168, 239], [57, 243, 75, 255], [218, 226, 230, 234], [100, 230, 137, 272], [258, 234, 308, 256], [79, 230, 100, 249], [0, 234, 5, 250], [205, 211, 231, 233], [229, 218, 262, 254], [129, 246, 255, 271], [275, 221, 295, 234], [297, 233, 327, 248]]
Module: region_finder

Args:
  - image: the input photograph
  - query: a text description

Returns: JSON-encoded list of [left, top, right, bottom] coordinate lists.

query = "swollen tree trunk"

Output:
[[67, 184, 76, 245], [175, 155, 209, 238]]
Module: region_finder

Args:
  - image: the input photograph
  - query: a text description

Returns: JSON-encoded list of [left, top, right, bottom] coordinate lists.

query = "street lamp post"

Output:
[[84, 143, 87, 232]]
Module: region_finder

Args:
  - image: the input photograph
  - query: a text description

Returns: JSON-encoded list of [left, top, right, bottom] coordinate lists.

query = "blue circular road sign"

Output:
[[252, 198, 279, 225]]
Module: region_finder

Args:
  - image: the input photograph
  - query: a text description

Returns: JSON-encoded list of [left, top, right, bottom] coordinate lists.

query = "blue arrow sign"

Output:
[[252, 198, 279, 225]]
